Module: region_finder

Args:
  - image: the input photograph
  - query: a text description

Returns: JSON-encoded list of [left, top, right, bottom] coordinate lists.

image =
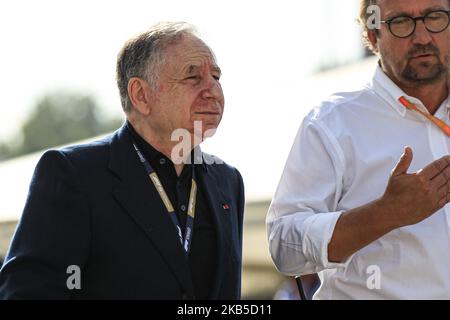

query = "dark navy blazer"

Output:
[[0, 124, 245, 299]]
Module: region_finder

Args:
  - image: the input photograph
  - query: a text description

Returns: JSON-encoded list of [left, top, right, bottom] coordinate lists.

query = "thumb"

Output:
[[392, 146, 413, 176]]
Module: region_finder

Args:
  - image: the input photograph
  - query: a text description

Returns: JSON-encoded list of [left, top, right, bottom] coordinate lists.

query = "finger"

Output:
[[431, 171, 448, 190], [420, 155, 450, 180], [432, 166, 450, 190], [448, 180, 450, 202], [436, 182, 450, 208], [443, 165, 450, 181], [442, 180, 450, 205], [437, 182, 448, 199], [441, 189, 450, 207], [392, 147, 413, 176], [438, 195, 447, 209]]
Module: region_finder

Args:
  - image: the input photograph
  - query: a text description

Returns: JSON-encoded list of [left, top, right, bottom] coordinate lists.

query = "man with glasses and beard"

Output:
[[267, 0, 450, 299]]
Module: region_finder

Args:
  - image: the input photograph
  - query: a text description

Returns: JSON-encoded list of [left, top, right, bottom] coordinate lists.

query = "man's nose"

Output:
[[201, 76, 223, 100], [412, 20, 433, 45]]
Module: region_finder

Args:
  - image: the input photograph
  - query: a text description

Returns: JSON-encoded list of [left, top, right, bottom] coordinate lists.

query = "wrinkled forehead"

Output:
[[165, 35, 219, 71], [377, 0, 450, 16]]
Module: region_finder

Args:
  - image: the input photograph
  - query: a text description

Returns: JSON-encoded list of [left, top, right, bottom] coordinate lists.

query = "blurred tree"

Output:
[[0, 91, 123, 161], [0, 144, 10, 161]]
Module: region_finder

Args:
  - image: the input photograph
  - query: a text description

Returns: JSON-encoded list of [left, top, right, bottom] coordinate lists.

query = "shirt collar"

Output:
[[435, 95, 450, 121], [371, 63, 450, 118], [371, 64, 409, 117], [126, 121, 207, 171]]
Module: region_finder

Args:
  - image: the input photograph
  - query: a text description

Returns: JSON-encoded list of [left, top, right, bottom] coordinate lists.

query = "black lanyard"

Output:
[[132, 142, 197, 255]]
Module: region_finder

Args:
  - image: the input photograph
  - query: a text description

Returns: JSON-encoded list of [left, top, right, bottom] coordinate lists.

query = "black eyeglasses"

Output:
[[380, 10, 450, 38]]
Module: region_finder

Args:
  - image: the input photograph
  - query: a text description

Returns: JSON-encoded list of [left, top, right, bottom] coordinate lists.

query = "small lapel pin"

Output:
[[222, 204, 230, 210]]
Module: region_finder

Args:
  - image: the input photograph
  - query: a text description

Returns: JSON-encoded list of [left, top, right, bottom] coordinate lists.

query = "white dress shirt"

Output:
[[267, 65, 450, 299]]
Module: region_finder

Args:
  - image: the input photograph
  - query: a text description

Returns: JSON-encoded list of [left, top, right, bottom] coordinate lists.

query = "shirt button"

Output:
[[159, 158, 166, 165], [180, 205, 187, 212]]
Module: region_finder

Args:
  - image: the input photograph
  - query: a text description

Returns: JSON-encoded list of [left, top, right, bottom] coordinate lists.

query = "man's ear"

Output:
[[367, 29, 379, 53], [127, 77, 153, 116]]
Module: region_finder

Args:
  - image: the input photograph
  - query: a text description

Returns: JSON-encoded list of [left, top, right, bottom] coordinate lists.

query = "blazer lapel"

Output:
[[196, 157, 232, 299], [108, 125, 195, 298]]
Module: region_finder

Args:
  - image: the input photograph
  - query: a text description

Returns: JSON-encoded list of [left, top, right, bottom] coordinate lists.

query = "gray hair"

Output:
[[116, 22, 199, 113]]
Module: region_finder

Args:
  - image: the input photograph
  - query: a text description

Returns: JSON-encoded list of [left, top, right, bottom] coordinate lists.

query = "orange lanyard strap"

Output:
[[399, 96, 450, 137]]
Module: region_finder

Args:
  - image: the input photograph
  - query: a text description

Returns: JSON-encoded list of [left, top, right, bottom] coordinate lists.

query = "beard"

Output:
[[401, 44, 449, 84], [402, 61, 447, 84]]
